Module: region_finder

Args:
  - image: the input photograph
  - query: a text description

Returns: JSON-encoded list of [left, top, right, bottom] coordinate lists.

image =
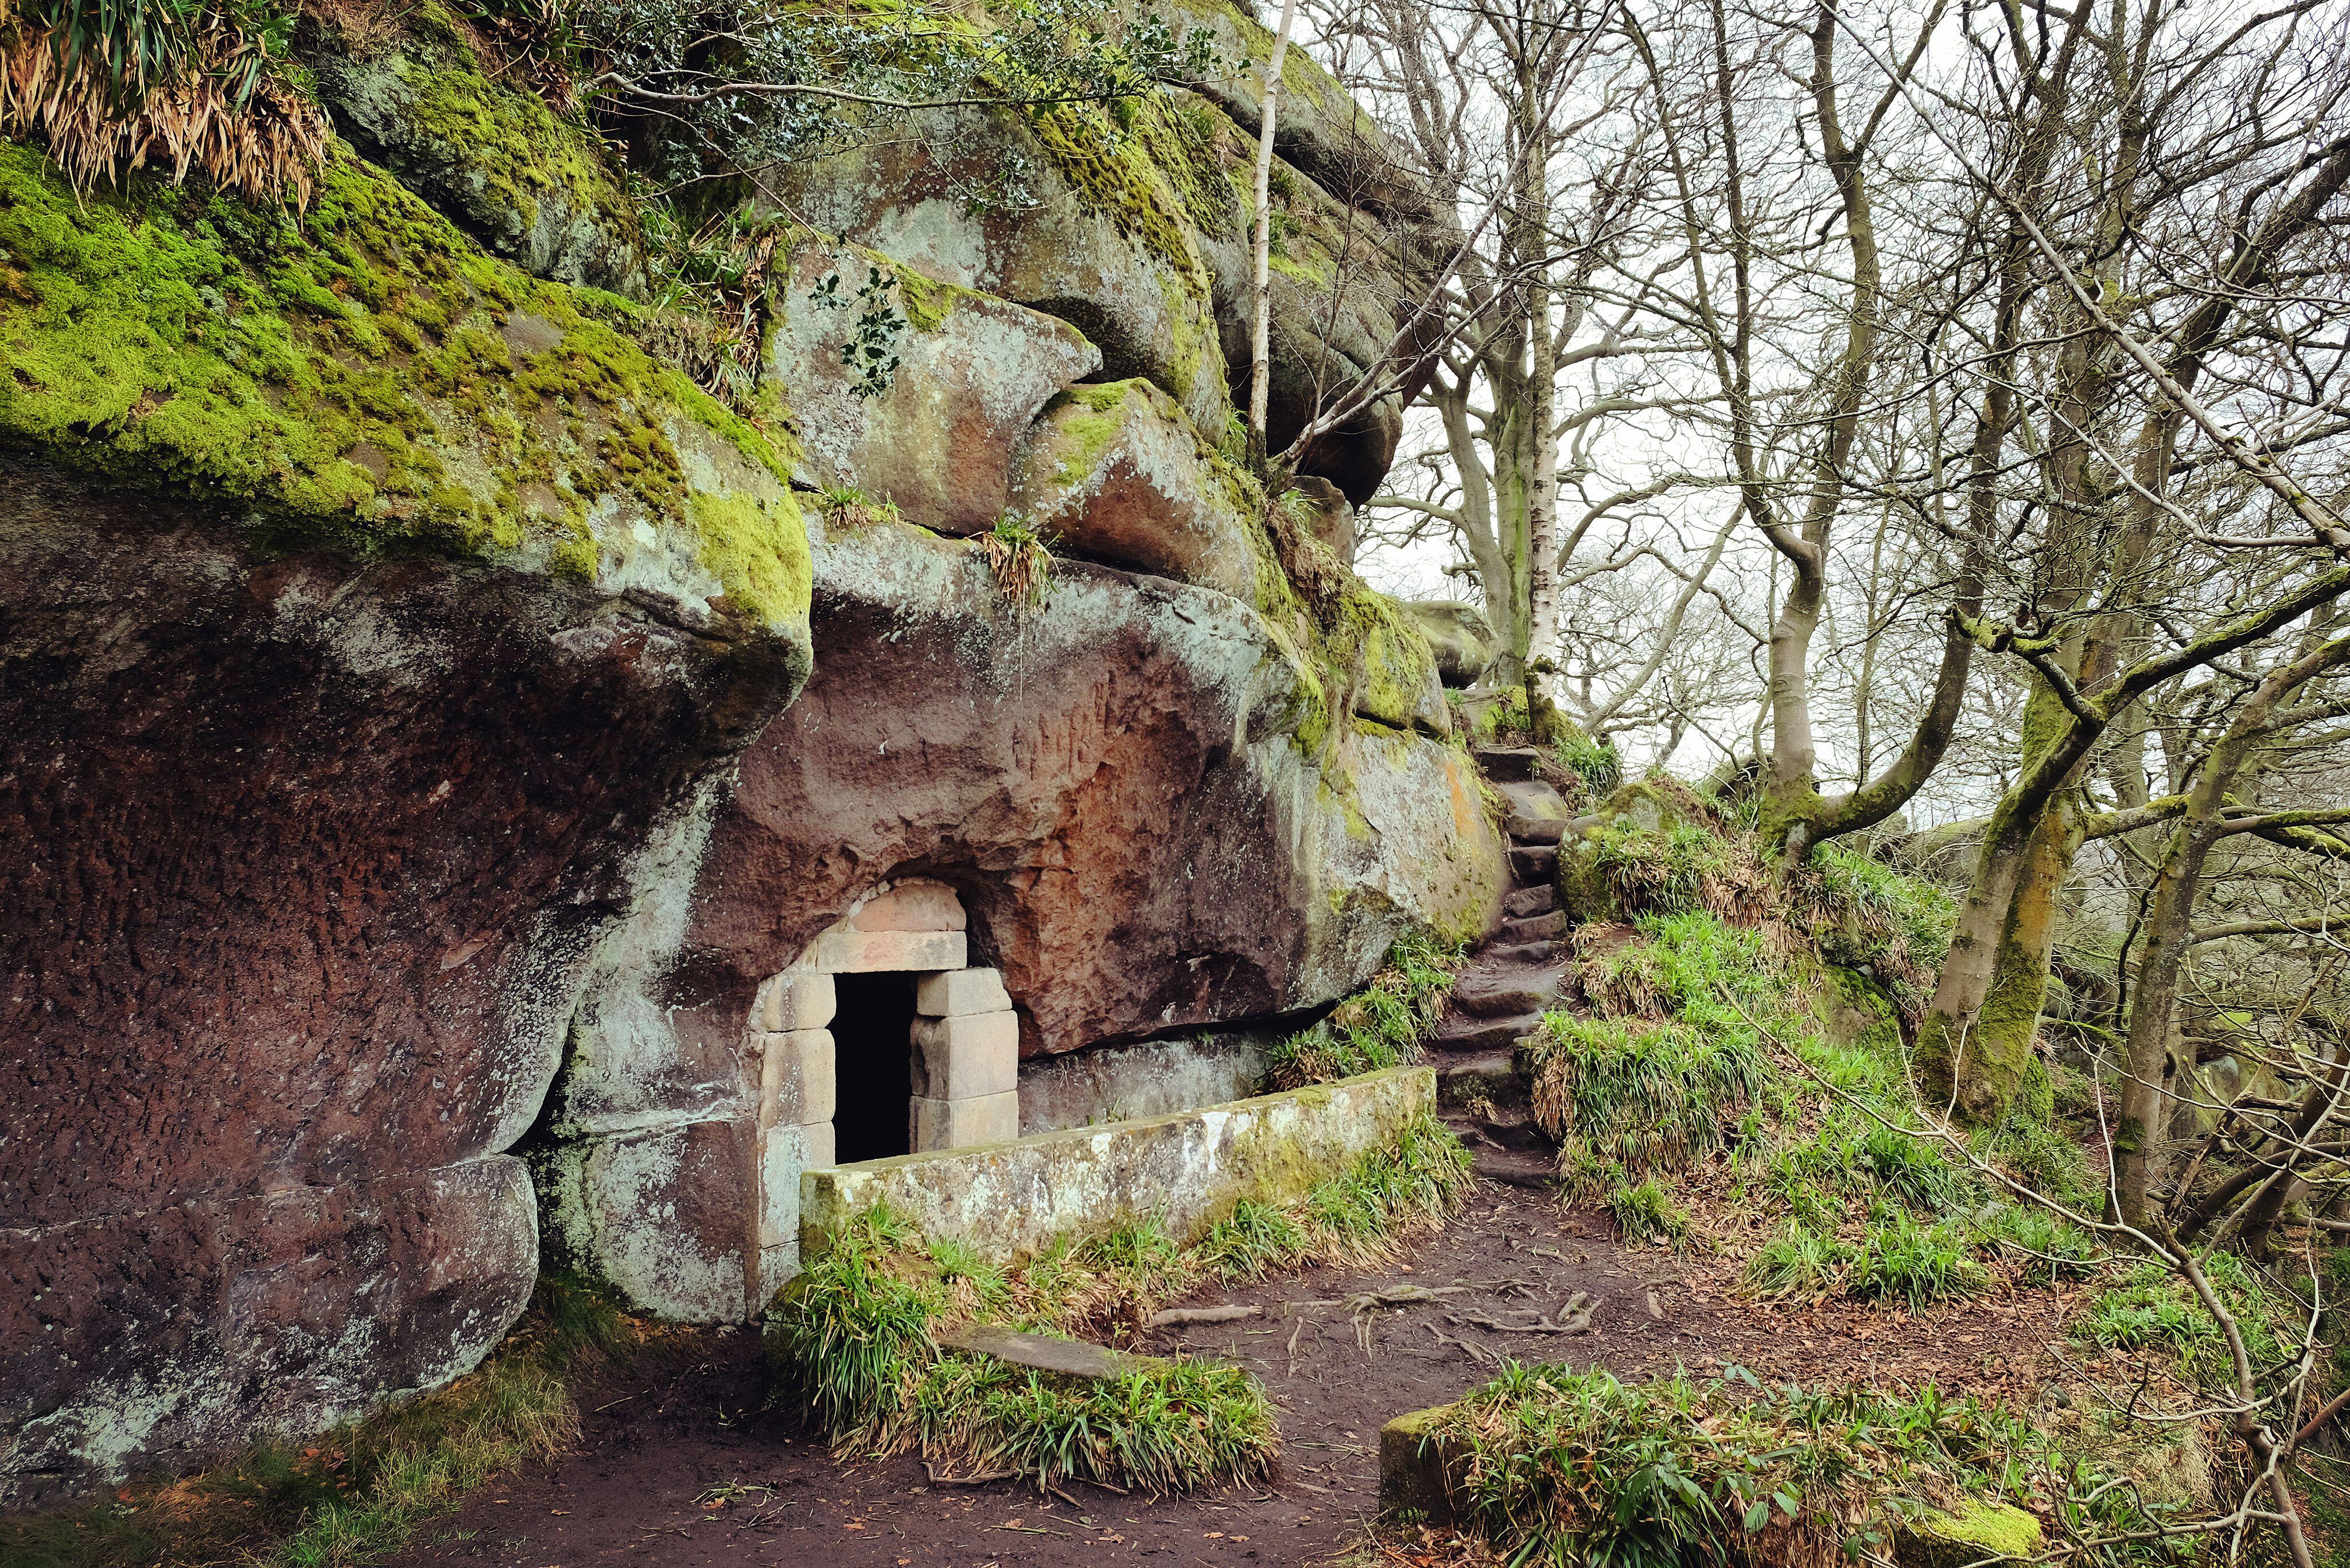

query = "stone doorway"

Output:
[[832, 971, 918, 1162], [746, 878, 1022, 1297]]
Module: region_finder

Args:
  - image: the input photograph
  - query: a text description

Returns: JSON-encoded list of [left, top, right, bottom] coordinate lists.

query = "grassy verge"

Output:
[[765, 1111, 1475, 1491], [2, 1274, 636, 1568], [1265, 931, 1465, 1089], [1417, 1364, 2182, 1566]]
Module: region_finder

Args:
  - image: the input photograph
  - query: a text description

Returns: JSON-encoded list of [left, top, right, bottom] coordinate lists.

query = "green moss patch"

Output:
[[0, 140, 808, 634]]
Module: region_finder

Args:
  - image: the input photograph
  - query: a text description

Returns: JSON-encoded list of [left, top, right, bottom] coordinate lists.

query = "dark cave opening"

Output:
[[831, 970, 917, 1163]]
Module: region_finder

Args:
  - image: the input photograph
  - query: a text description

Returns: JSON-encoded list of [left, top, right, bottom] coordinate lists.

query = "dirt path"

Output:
[[385, 1180, 2069, 1568]]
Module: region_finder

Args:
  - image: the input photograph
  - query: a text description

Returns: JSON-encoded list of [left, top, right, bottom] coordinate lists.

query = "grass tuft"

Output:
[[1426, 1364, 2176, 1567], [1847, 1211, 1987, 1312], [1265, 931, 1465, 1090], [1527, 1013, 1768, 1198], [1604, 1176, 1690, 1248]]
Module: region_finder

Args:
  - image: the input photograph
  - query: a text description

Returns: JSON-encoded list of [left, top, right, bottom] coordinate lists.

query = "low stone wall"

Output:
[[799, 1066, 1434, 1264], [1016, 1029, 1279, 1137]]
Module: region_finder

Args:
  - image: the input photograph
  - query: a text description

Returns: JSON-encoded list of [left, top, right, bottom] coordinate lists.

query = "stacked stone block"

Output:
[[912, 968, 1022, 1148]]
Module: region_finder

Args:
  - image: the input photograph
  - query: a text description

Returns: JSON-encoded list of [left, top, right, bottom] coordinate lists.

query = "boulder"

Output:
[[770, 99, 1235, 442], [1007, 378, 1263, 602], [0, 145, 812, 1500], [308, 2, 648, 297], [773, 245, 1101, 532], [1401, 600, 1497, 687]]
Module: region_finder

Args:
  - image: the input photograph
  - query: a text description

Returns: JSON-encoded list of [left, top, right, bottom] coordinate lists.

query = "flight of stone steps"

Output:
[[1431, 745, 1577, 1187]]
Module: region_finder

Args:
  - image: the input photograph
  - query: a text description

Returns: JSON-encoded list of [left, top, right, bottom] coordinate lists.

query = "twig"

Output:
[[925, 1462, 1018, 1485]]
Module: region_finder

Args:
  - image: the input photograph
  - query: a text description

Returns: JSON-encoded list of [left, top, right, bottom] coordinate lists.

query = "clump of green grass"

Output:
[[1553, 727, 1621, 797], [815, 483, 903, 529], [1527, 1013, 1769, 1197], [1605, 1176, 1690, 1247], [1793, 844, 1955, 1020], [1579, 815, 1773, 923], [1859, 1120, 1971, 1212], [1427, 1365, 2095, 1567], [1981, 1207, 2103, 1284], [1, 1273, 635, 1568], [2072, 1252, 2290, 1388], [1744, 1224, 1857, 1301], [767, 1114, 1474, 1490], [1848, 1211, 1987, 1311], [1265, 931, 1465, 1090]]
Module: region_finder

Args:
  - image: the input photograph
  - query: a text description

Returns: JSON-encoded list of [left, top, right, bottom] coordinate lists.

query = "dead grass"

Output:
[[2, 2, 328, 203]]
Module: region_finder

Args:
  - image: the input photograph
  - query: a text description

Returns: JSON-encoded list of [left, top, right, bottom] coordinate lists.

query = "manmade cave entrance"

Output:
[[831, 970, 917, 1162]]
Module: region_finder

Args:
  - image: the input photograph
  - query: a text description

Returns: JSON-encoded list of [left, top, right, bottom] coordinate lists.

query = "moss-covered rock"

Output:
[[771, 98, 1234, 442], [0, 140, 811, 655], [306, 3, 648, 296], [1399, 600, 1495, 688], [772, 240, 1100, 532], [1007, 376, 1263, 603], [1893, 1499, 2044, 1566]]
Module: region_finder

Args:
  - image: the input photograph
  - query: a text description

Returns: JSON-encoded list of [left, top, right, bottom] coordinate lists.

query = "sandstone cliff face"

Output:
[[2, 0, 1493, 1497], [0, 141, 812, 1502]]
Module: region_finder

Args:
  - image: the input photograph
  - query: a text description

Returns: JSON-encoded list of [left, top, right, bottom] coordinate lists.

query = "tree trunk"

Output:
[[1246, 0, 1298, 475]]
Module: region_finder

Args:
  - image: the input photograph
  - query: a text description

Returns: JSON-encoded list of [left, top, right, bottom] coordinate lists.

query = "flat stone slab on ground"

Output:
[[937, 1324, 1163, 1380]]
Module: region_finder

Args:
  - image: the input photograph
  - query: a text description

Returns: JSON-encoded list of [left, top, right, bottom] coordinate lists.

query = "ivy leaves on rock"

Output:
[[809, 262, 907, 399]]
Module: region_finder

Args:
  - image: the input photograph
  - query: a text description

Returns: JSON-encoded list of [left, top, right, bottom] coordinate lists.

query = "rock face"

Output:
[[0, 143, 811, 1501], [1, 0, 1484, 1495], [769, 21, 1457, 510], [771, 246, 1102, 530], [1007, 378, 1263, 603], [531, 518, 1506, 1320]]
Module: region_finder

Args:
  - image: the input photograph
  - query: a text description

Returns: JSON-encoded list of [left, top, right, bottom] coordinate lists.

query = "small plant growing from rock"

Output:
[[816, 483, 902, 530], [980, 511, 1053, 607]]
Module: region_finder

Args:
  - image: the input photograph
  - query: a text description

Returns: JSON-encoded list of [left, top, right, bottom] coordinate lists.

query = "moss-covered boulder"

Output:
[[772, 98, 1234, 443], [307, 3, 648, 296], [1007, 377, 1262, 603], [0, 142, 814, 1501], [1893, 1500, 2044, 1565], [772, 242, 1101, 532], [0, 141, 809, 647]]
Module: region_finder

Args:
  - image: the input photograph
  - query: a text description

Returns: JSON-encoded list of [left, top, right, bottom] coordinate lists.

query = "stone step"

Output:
[[1503, 884, 1558, 919], [1453, 970, 1564, 1018], [1435, 1010, 1548, 1053], [1508, 843, 1558, 881], [1470, 1144, 1559, 1189], [1507, 814, 1567, 845], [1495, 778, 1571, 820], [1474, 746, 1540, 781], [1501, 911, 1569, 944], [1437, 1049, 1527, 1106], [1485, 941, 1558, 966], [1437, 1115, 1555, 1188], [1453, 1103, 1550, 1153]]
